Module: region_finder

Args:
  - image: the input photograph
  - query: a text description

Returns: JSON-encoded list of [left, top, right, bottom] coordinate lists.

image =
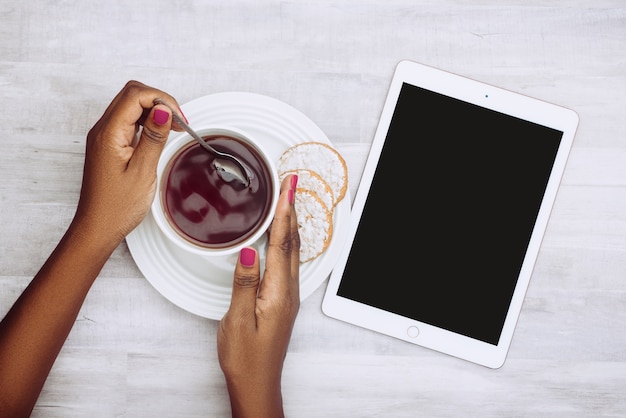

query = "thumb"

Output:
[[226, 247, 261, 321], [131, 105, 171, 170]]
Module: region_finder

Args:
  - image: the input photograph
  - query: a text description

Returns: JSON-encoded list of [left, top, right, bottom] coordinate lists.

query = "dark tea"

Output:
[[162, 134, 274, 249]]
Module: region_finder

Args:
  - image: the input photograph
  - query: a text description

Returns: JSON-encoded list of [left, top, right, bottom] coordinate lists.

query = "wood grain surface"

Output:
[[1, 1, 625, 417]]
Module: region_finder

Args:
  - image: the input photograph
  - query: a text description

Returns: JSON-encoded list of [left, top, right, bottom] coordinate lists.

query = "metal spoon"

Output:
[[153, 99, 252, 188]]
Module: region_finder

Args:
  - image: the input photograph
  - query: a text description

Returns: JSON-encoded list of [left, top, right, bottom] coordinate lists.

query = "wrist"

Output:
[[65, 214, 124, 260], [69, 209, 127, 251], [225, 378, 284, 418]]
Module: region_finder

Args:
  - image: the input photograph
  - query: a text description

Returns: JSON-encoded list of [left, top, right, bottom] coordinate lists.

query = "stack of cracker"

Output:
[[278, 142, 348, 263]]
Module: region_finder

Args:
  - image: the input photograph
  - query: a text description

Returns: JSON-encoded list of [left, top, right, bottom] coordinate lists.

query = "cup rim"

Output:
[[151, 125, 279, 257]]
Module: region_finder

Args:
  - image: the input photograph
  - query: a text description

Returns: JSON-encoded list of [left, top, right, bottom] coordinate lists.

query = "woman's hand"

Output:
[[0, 81, 185, 418], [218, 174, 301, 418], [74, 80, 184, 246]]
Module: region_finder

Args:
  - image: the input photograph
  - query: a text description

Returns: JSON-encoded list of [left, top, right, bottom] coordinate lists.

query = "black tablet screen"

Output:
[[336, 82, 563, 345]]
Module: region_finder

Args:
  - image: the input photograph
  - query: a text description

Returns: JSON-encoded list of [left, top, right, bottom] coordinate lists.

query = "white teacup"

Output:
[[151, 125, 279, 258]]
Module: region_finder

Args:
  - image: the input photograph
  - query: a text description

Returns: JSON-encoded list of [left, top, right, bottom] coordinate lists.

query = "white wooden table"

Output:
[[1, 1, 625, 417]]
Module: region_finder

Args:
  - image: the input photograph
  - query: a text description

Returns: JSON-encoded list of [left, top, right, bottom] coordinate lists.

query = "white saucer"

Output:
[[126, 92, 351, 320]]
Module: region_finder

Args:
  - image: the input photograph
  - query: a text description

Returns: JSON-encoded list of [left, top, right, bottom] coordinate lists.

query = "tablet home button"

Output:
[[407, 326, 419, 338]]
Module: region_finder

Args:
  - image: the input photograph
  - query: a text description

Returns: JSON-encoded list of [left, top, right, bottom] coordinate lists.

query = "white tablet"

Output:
[[322, 60, 578, 368]]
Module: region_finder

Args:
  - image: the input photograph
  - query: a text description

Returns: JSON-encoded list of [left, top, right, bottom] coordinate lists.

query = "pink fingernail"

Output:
[[240, 247, 256, 267], [153, 109, 169, 125], [290, 174, 299, 190], [288, 188, 295, 205]]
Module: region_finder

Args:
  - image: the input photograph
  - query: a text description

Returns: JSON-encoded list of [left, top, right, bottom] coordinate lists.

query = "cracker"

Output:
[[278, 141, 348, 206], [280, 168, 335, 210], [293, 188, 334, 263]]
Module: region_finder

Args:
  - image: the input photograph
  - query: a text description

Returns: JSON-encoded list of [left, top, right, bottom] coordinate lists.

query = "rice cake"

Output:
[[280, 168, 335, 210], [292, 188, 334, 263], [278, 141, 348, 206]]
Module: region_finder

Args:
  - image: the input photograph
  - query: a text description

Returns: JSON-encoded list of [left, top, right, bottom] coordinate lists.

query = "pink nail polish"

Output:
[[290, 174, 299, 190], [153, 109, 169, 125], [240, 247, 256, 267], [288, 188, 295, 205]]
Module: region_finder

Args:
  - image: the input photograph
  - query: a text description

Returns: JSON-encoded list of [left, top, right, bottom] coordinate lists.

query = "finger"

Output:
[[102, 81, 184, 145], [226, 247, 261, 323], [288, 176, 301, 288], [150, 97, 188, 131], [127, 104, 171, 175], [258, 175, 299, 301]]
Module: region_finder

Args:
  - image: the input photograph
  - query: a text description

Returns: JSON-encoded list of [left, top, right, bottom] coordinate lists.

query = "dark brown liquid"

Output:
[[162, 135, 273, 248]]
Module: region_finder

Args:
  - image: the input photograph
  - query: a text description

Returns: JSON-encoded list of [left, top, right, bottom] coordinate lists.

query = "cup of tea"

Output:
[[151, 125, 279, 257]]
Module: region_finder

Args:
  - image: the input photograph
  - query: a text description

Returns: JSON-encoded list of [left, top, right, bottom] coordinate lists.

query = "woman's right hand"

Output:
[[74, 80, 185, 247]]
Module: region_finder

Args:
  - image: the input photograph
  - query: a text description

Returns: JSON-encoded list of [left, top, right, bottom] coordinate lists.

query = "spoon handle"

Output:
[[170, 112, 219, 155]]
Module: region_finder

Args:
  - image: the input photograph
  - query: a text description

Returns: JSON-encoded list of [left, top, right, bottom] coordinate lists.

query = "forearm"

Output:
[[0, 217, 120, 416]]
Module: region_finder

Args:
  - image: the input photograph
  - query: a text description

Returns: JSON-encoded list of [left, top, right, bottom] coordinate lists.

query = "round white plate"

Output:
[[126, 92, 350, 320]]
